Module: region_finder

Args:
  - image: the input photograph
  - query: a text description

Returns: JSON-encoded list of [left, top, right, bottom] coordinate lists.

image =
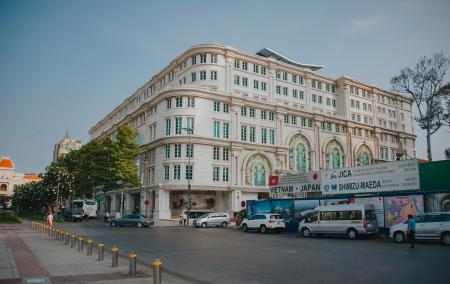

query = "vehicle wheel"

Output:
[[347, 228, 357, 239], [394, 231, 405, 243], [221, 222, 228, 228], [110, 221, 117, 227], [442, 233, 450, 245], [242, 224, 248, 232], [301, 228, 311, 238], [201, 222, 207, 228], [260, 225, 267, 234], [137, 222, 143, 228], [276, 228, 282, 234]]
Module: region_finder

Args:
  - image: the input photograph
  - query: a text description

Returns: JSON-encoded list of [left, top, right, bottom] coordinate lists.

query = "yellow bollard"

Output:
[[97, 243, 105, 261], [152, 259, 162, 284], [111, 247, 119, 267], [87, 240, 93, 256], [128, 252, 137, 275]]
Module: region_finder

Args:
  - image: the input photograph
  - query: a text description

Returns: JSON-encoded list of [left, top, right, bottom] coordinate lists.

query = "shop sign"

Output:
[[321, 159, 419, 195]]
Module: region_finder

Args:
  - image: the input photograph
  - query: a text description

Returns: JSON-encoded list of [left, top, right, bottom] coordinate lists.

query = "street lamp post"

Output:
[[182, 127, 193, 225], [116, 180, 124, 217]]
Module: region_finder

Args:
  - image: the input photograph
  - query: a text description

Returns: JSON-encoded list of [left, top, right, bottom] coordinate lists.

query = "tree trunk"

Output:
[[426, 129, 433, 162]]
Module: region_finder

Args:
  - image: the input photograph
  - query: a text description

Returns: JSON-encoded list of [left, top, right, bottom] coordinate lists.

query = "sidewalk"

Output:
[[0, 221, 190, 284]]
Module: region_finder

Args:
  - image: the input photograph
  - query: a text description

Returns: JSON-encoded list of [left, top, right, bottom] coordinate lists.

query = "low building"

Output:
[[0, 157, 41, 199]]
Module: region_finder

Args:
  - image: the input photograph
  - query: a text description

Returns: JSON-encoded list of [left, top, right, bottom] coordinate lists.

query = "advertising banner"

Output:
[[425, 193, 450, 212], [321, 160, 419, 195], [351, 197, 385, 227], [384, 195, 424, 228], [269, 172, 321, 198]]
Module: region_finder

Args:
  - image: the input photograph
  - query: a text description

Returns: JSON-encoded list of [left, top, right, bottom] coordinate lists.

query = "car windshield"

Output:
[[198, 214, 210, 219], [365, 210, 377, 220]]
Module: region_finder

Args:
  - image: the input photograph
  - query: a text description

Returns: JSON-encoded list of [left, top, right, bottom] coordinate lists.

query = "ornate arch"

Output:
[[325, 139, 344, 170], [355, 144, 373, 166], [288, 134, 312, 172], [244, 153, 273, 187]]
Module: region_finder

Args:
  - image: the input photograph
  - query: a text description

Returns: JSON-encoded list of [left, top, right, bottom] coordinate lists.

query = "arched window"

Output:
[[325, 140, 344, 170], [135, 134, 143, 145], [0, 184, 7, 192], [355, 145, 373, 166], [289, 134, 311, 172], [245, 154, 272, 187]]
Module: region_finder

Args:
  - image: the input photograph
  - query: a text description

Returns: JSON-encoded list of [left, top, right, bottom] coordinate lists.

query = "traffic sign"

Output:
[[144, 199, 150, 206]]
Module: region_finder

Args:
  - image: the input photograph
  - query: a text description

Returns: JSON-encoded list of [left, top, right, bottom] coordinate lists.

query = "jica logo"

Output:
[[332, 170, 352, 179]]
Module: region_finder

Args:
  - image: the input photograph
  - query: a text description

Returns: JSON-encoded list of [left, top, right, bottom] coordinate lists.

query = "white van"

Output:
[[298, 204, 378, 239]]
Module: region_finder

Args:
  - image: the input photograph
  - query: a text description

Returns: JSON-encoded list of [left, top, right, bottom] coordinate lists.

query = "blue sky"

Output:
[[1, 0, 449, 173]]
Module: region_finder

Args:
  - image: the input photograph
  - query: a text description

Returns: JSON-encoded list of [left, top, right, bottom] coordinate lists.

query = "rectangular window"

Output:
[[242, 61, 248, 70], [291, 116, 297, 125], [200, 54, 206, 63], [211, 54, 217, 63], [222, 167, 229, 182], [269, 112, 274, 121], [269, 129, 275, 145], [332, 99, 336, 107], [176, 97, 183, 107], [223, 148, 229, 161], [299, 91, 304, 100], [213, 167, 220, 181], [213, 147, 220, 160], [317, 82, 322, 90], [276, 70, 281, 79], [191, 72, 196, 82], [283, 87, 288, 96], [234, 59, 240, 68], [174, 144, 181, 158], [299, 77, 304, 85], [326, 84, 330, 92], [253, 64, 259, 73], [249, 126, 255, 142], [186, 165, 192, 180], [312, 94, 317, 103], [327, 122, 332, 131], [210, 71, 217, 80], [234, 75, 240, 85], [261, 66, 266, 75], [276, 85, 281, 94], [284, 114, 289, 124], [335, 124, 341, 133], [186, 144, 193, 158], [241, 106, 247, 116], [191, 56, 196, 65], [261, 81, 267, 91], [283, 72, 288, 80], [223, 122, 229, 139], [301, 117, 306, 127], [321, 121, 326, 130], [318, 96, 323, 104], [312, 80, 316, 88], [242, 77, 248, 87], [223, 103, 229, 113], [187, 97, 195, 107], [326, 98, 331, 106], [173, 165, 180, 180], [166, 98, 172, 109], [308, 119, 313, 127], [249, 107, 255, 118], [214, 101, 221, 112], [164, 165, 169, 180], [186, 117, 194, 133], [261, 128, 267, 144], [356, 101, 360, 109], [165, 144, 170, 159], [200, 71, 206, 80], [253, 80, 259, 89], [241, 125, 247, 141], [165, 119, 171, 135], [293, 89, 298, 98], [292, 75, 297, 83], [175, 117, 182, 134], [213, 121, 220, 138], [261, 110, 267, 120]]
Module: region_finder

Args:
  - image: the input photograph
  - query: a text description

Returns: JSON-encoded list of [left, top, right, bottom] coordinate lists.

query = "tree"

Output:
[[391, 52, 450, 161]]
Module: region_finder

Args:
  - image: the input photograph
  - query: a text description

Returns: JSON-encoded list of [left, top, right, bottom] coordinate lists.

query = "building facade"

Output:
[[89, 44, 416, 220], [53, 131, 82, 161], [0, 157, 41, 199]]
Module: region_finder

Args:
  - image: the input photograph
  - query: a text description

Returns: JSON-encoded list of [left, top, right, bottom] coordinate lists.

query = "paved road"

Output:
[[56, 220, 450, 284]]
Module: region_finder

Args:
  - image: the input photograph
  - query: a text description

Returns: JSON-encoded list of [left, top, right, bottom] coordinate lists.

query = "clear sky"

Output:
[[1, 0, 449, 173]]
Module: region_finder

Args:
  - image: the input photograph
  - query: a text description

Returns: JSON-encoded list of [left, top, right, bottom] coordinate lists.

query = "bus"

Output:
[[71, 199, 97, 218]]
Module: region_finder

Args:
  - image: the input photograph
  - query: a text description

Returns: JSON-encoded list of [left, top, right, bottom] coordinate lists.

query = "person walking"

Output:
[[179, 211, 183, 226], [407, 214, 416, 248], [47, 212, 53, 228], [183, 211, 188, 226], [104, 211, 110, 223]]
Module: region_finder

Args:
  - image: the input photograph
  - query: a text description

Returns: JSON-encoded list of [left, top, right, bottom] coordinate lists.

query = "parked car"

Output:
[[389, 212, 450, 245], [110, 214, 154, 228], [193, 213, 230, 228], [298, 204, 378, 239], [241, 213, 285, 234], [62, 209, 83, 222]]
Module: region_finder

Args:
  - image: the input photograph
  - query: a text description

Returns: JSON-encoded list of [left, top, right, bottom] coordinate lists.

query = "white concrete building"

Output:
[[0, 157, 41, 199], [89, 44, 416, 220]]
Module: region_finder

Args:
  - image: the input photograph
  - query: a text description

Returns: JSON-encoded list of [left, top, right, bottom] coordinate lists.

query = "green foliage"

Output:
[[12, 125, 141, 212], [0, 210, 21, 224]]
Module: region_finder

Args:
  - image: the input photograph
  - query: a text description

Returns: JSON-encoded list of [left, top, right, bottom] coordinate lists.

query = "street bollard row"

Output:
[[31, 222, 164, 283]]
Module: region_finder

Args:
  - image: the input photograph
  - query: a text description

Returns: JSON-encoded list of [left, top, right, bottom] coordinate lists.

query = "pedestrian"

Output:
[[179, 211, 183, 226], [115, 211, 121, 219], [80, 209, 85, 222], [407, 214, 416, 248], [183, 211, 188, 226], [104, 211, 110, 223], [47, 212, 53, 228]]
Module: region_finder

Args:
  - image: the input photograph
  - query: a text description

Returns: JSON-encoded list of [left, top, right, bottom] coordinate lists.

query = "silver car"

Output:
[[193, 213, 230, 228], [389, 212, 450, 245]]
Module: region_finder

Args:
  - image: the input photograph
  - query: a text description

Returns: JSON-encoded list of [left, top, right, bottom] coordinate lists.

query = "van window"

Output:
[[320, 210, 362, 221], [425, 214, 442, 223], [364, 210, 377, 220], [442, 214, 450, 222], [305, 212, 318, 223]]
